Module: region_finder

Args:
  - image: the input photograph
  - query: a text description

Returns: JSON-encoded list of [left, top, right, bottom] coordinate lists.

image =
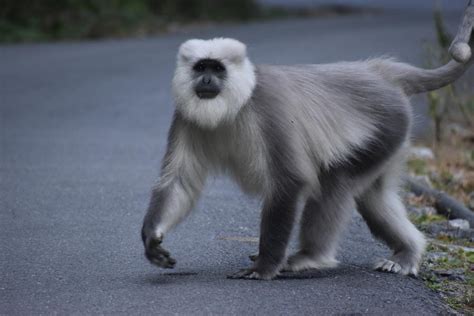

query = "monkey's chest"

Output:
[[205, 136, 268, 195], [227, 155, 267, 195]]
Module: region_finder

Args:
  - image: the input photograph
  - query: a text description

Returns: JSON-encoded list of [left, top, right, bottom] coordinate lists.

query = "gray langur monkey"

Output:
[[141, 2, 474, 280]]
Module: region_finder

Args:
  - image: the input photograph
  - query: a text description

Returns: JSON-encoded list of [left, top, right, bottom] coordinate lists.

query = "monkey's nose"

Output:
[[202, 75, 212, 85]]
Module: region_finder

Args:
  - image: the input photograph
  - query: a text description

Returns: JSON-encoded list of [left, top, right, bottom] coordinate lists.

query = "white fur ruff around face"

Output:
[[172, 38, 256, 129]]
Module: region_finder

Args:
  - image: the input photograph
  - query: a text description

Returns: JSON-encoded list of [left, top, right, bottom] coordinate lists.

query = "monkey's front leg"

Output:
[[228, 187, 299, 280], [141, 114, 207, 269], [141, 186, 175, 269], [141, 178, 203, 269]]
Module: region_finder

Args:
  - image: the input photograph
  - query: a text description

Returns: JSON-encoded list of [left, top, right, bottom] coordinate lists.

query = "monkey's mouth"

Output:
[[196, 91, 219, 99]]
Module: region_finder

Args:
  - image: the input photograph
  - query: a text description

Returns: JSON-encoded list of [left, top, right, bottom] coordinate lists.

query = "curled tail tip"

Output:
[[449, 42, 471, 63], [448, 0, 474, 63]]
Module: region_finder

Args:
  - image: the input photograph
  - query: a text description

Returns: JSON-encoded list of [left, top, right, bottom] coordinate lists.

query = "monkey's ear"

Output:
[[212, 38, 248, 64], [178, 39, 206, 63]]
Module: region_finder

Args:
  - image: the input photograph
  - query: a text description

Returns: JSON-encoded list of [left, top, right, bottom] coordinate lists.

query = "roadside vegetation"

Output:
[[406, 6, 474, 314], [0, 0, 371, 43], [1, 0, 258, 42]]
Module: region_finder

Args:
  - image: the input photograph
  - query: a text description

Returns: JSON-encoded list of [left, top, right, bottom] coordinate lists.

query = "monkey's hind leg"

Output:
[[229, 186, 300, 280], [284, 192, 353, 272], [356, 177, 426, 275]]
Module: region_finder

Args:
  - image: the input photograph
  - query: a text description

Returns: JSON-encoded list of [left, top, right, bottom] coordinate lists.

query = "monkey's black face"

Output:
[[192, 59, 226, 99]]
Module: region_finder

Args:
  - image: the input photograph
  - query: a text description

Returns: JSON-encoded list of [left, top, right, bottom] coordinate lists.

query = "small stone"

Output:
[[425, 252, 447, 263], [409, 146, 435, 160], [449, 273, 466, 282], [454, 228, 474, 240], [448, 219, 470, 230], [437, 228, 474, 240], [427, 221, 449, 236]]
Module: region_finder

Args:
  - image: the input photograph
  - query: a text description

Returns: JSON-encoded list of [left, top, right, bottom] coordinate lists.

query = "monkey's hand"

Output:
[[141, 230, 176, 269]]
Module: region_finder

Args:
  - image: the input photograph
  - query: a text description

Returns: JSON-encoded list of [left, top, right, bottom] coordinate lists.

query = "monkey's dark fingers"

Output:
[[144, 237, 176, 269], [146, 253, 176, 269], [145, 249, 176, 269]]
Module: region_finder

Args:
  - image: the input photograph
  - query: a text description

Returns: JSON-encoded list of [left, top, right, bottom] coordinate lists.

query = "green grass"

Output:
[[409, 213, 446, 225], [419, 238, 474, 313]]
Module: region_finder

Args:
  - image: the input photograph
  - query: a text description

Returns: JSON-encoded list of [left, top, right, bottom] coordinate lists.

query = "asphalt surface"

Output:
[[0, 10, 465, 315]]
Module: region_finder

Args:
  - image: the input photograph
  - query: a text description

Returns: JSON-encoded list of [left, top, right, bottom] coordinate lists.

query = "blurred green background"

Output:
[[0, 0, 261, 42], [0, 0, 466, 43]]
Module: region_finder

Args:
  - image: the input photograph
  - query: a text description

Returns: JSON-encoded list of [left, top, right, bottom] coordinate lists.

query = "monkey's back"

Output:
[[251, 62, 412, 189]]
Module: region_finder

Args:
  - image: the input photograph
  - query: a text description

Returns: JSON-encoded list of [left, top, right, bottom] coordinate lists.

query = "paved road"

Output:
[[1, 10, 465, 315]]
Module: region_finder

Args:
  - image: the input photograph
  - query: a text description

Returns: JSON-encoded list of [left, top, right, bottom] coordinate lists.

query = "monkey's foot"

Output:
[[374, 256, 419, 276], [374, 259, 402, 274], [227, 268, 277, 280], [144, 237, 176, 269], [283, 252, 338, 272]]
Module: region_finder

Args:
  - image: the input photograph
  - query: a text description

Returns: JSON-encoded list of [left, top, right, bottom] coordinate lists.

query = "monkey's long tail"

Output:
[[388, 1, 473, 95]]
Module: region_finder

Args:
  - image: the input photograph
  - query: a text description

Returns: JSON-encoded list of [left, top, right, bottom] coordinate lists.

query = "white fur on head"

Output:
[[172, 38, 256, 129]]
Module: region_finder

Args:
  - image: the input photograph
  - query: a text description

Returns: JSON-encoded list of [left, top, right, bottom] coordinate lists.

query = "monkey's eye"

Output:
[[194, 62, 206, 72], [214, 64, 225, 72]]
